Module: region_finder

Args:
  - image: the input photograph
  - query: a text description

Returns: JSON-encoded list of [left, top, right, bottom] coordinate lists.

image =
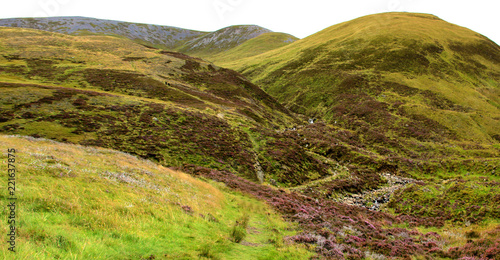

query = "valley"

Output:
[[0, 12, 499, 259]]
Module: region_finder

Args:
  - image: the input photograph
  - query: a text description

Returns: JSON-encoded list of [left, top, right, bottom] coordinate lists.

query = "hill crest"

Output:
[[0, 17, 298, 58]]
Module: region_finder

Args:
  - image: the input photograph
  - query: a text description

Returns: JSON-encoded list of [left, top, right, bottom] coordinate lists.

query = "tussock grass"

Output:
[[417, 220, 500, 252]]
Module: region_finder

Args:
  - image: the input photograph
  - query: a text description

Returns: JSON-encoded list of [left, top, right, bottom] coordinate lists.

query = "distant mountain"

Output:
[[0, 16, 206, 49], [0, 17, 298, 58]]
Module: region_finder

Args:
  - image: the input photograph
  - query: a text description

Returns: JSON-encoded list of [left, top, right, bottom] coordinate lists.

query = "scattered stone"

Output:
[[339, 172, 416, 211]]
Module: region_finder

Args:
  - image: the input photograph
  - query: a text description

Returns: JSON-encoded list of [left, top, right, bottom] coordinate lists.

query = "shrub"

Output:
[[198, 243, 220, 259], [178, 165, 445, 259], [230, 214, 249, 243]]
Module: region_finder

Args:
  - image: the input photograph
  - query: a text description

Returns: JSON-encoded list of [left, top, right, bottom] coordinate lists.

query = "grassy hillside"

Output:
[[0, 26, 306, 182], [223, 12, 500, 175], [207, 32, 299, 65], [0, 135, 312, 259], [1, 13, 500, 259], [178, 25, 272, 57], [0, 18, 297, 61], [0, 26, 339, 188], [3, 135, 498, 259], [0, 26, 291, 121]]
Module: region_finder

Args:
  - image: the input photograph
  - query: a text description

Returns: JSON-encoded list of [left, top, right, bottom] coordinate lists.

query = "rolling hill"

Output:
[[223, 12, 500, 173], [206, 32, 299, 65], [0, 26, 302, 182], [1, 12, 500, 259], [0, 17, 298, 59]]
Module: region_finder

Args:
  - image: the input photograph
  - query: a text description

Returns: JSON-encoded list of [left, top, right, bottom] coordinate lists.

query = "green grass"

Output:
[[388, 169, 500, 224], [0, 135, 313, 259], [416, 219, 500, 252], [207, 32, 298, 66], [221, 12, 500, 144]]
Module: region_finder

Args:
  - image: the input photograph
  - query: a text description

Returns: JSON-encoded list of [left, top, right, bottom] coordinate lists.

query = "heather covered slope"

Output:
[[224, 12, 500, 173], [0, 26, 301, 181], [2, 135, 498, 259], [0, 26, 292, 123]]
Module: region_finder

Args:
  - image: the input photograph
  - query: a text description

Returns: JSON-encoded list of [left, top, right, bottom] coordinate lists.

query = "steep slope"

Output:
[[0, 26, 291, 122], [0, 135, 312, 259], [0, 16, 207, 49], [225, 12, 500, 174], [0, 26, 299, 181], [1, 15, 500, 259], [207, 32, 299, 65]]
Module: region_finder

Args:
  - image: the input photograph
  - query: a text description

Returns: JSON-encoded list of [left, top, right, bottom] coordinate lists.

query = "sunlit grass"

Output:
[[417, 219, 500, 251], [0, 135, 312, 259]]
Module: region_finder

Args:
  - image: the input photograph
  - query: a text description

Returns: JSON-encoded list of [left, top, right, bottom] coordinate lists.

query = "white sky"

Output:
[[1, 0, 499, 45]]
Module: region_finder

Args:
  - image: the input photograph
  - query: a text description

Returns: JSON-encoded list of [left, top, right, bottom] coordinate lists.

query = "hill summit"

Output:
[[227, 12, 499, 146]]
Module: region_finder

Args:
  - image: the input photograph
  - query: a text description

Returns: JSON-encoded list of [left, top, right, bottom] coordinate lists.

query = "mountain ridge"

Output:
[[178, 24, 272, 55], [0, 16, 207, 49], [0, 16, 299, 58]]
